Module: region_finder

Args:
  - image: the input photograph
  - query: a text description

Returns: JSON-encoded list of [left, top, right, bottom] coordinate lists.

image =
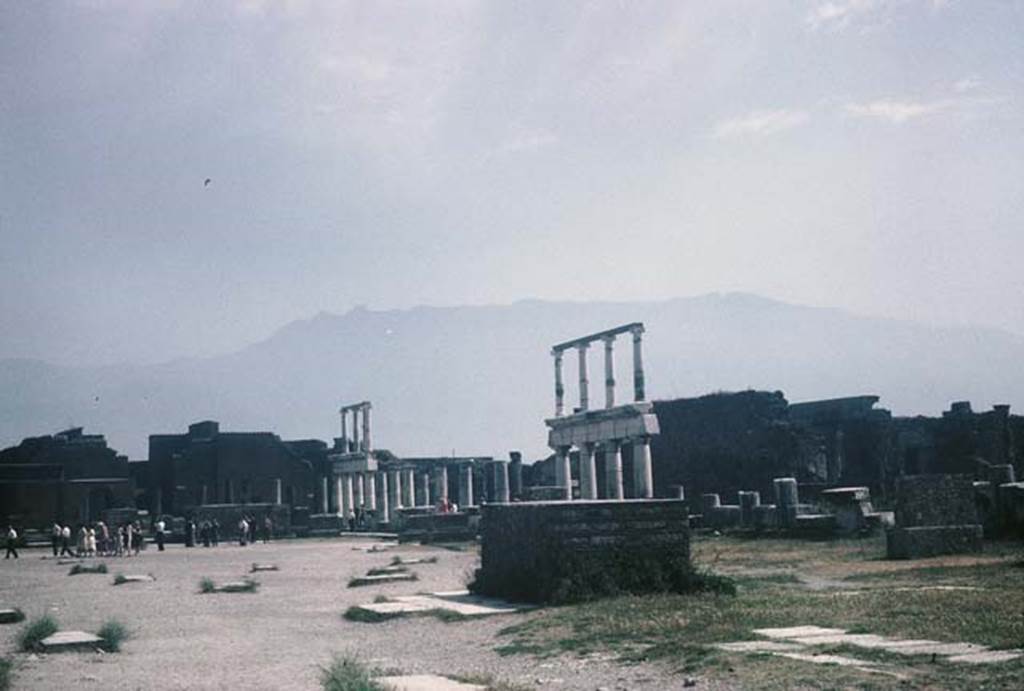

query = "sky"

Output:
[[1, 0, 1022, 367]]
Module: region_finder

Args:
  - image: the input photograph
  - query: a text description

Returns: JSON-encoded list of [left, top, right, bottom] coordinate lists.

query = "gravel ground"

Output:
[[0, 538, 708, 690]]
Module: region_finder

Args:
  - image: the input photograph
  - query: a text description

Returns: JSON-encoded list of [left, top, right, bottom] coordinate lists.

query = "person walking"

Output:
[[211, 518, 220, 546], [51, 523, 61, 556], [59, 524, 73, 556], [86, 527, 97, 557], [155, 518, 166, 551], [261, 516, 272, 544], [238, 517, 248, 546], [4, 526, 18, 559]]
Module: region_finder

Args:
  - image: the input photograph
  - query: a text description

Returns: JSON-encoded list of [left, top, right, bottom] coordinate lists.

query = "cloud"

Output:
[[843, 98, 953, 123], [491, 129, 559, 156], [953, 76, 981, 93], [805, 0, 949, 32], [713, 109, 810, 139]]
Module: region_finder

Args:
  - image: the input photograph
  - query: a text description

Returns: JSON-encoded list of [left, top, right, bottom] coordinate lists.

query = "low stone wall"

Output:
[[886, 525, 983, 559], [886, 474, 983, 559], [472, 499, 690, 604], [398, 511, 479, 543]]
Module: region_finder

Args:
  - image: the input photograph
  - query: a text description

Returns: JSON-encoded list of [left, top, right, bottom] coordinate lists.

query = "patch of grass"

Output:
[[318, 653, 389, 691], [422, 608, 469, 623], [0, 657, 11, 691], [18, 615, 58, 652], [68, 563, 107, 575], [97, 619, 128, 652], [199, 577, 216, 593]]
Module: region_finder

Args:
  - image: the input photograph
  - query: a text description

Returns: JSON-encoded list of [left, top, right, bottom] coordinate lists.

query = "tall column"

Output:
[[320, 477, 329, 513], [579, 443, 597, 499], [493, 461, 510, 503], [342, 474, 354, 517], [604, 441, 623, 499], [333, 476, 343, 514], [631, 325, 645, 401], [553, 349, 565, 417], [632, 437, 653, 499], [553, 446, 572, 500], [402, 469, 415, 507], [459, 464, 474, 508], [365, 472, 377, 511], [201, 484, 208, 505], [351, 409, 360, 453], [378, 471, 389, 523], [340, 408, 348, 448], [509, 451, 523, 500], [577, 343, 590, 412], [434, 466, 449, 502], [274, 478, 283, 505], [419, 471, 431, 507], [354, 473, 365, 508], [362, 403, 372, 453], [603, 335, 616, 409]]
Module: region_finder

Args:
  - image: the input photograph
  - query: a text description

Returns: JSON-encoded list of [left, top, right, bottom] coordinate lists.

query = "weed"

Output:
[[97, 620, 128, 652], [199, 577, 216, 593], [0, 657, 10, 691], [18, 615, 58, 652], [318, 653, 389, 691]]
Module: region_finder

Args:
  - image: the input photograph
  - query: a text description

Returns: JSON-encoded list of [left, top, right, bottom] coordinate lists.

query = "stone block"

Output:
[[753, 504, 777, 529], [895, 474, 977, 527], [707, 505, 741, 528], [375, 675, 486, 691], [886, 525, 983, 559], [39, 631, 104, 653], [348, 573, 418, 587], [0, 608, 24, 624]]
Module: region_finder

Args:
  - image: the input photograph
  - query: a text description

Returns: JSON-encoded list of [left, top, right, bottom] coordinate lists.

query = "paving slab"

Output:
[[947, 649, 1024, 664], [0, 608, 24, 624], [348, 573, 417, 587], [753, 626, 847, 639], [370, 565, 409, 575], [790, 633, 892, 648], [251, 563, 279, 572], [353, 591, 525, 619], [215, 581, 258, 593], [375, 674, 485, 691], [887, 641, 988, 657], [391, 557, 437, 566], [116, 574, 155, 584], [715, 641, 805, 653], [774, 651, 877, 668], [39, 630, 104, 653]]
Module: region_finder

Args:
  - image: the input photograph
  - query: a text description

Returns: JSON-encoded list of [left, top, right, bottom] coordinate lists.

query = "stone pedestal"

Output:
[[738, 491, 761, 527], [773, 478, 799, 527]]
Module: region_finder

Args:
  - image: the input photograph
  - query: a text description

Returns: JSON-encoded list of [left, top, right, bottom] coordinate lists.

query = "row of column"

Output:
[[553, 437, 653, 500], [553, 325, 646, 417], [318, 462, 513, 521], [338, 403, 372, 453]]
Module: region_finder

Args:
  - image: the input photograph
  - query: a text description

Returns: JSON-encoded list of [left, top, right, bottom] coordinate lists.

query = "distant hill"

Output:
[[3, 293, 1023, 459]]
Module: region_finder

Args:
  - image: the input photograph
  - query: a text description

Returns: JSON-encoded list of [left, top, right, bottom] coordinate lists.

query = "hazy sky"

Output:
[[2, 0, 1022, 366]]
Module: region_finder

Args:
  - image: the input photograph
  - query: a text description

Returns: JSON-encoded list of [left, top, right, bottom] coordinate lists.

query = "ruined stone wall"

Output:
[[473, 499, 690, 603], [886, 474, 982, 559]]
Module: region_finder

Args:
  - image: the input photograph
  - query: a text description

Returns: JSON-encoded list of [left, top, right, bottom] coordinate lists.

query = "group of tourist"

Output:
[[236, 515, 273, 546], [46, 520, 145, 558]]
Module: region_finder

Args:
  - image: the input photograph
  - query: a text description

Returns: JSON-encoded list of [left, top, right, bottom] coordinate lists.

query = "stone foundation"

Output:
[[886, 525, 983, 559], [472, 499, 690, 604], [398, 511, 479, 543]]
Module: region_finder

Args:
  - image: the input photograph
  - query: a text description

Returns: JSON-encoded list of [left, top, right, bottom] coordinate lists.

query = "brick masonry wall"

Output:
[[476, 500, 690, 601]]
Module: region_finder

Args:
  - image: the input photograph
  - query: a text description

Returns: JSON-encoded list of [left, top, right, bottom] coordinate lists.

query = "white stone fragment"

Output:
[[375, 674, 486, 691], [753, 626, 847, 639]]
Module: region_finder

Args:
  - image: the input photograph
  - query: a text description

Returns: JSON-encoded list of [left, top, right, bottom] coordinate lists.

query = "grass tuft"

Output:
[[199, 577, 216, 594], [318, 653, 389, 691], [17, 615, 58, 652], [68, 563, 108, 576], [0, 656, 10, 691], [97, 619, 128, 652]]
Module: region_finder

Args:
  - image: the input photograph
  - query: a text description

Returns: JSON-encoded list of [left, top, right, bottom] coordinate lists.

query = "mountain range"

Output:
[[3, 293, 1023, 460]]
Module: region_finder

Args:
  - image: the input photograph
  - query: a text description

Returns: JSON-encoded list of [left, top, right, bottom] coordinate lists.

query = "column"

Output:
[[354, 473, 365, 508], [201, 484, 208, 505], [342, 474, 354, 518], [226, 479, 234, 504], [434, 466, 449, 501], [378, 471, 390, 523], [631, 325, 645, 401], [579, 443, 597, 500], [632, 437, 653, 499], [509, 451, 523, 500], [365, 472, 377, 511], [333, 476, 343, 514], [459, 464, 474, 508], [553, 446, 572, 500], [418, 471, 431, 507], [493, 461, 510, 503], [340, 407, 348, 448], [362, 403, 372, 453], [603, 335, 615, 408], [553, 349, 565, 417], [351, 409, 360, 453], [402, 469, 415, 507], [320, 477, 329, 513], [577, 343, 589, 412], [604, 441, 623, 499], [274, 478, 283, 505]]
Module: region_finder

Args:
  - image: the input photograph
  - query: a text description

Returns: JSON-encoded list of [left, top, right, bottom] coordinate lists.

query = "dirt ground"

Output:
[[0, 538, 688, 691]]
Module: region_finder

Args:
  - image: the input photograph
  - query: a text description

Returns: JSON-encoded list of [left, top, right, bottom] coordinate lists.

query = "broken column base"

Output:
[[885, 525, 983, 559]]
